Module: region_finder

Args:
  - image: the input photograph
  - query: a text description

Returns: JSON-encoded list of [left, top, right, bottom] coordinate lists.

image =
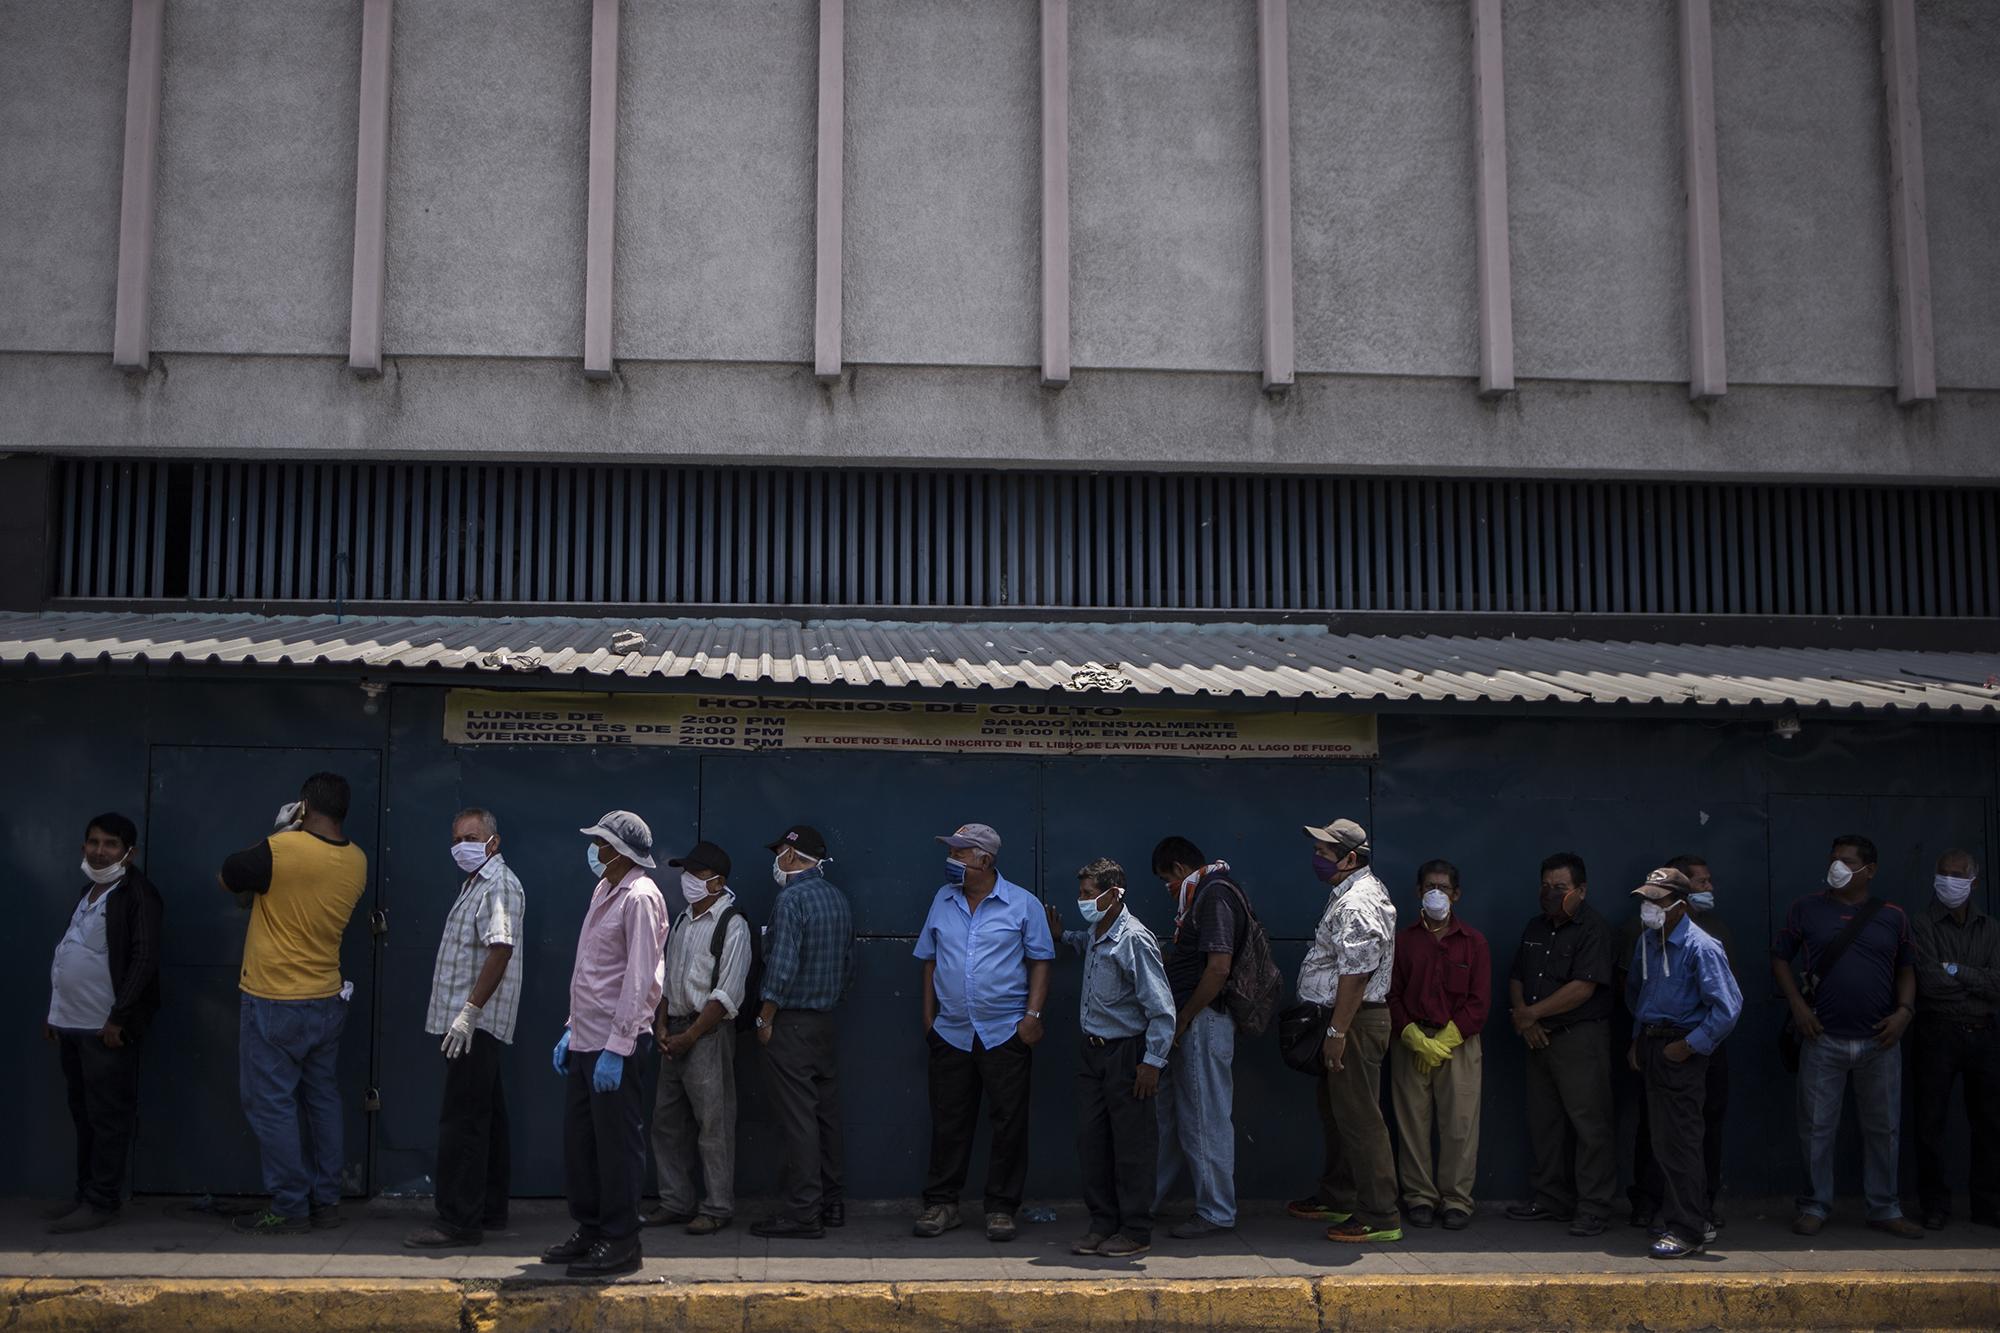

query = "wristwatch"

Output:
[[1325, 1023, 1344, 1040], [754, 1016, 769, 1029], [1026, 1009, 1043, 1020]]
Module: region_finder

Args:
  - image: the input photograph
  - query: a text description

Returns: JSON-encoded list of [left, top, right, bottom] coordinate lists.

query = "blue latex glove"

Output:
[[551, 1029, 570, 1076], [592, 1050, 623, 1092]]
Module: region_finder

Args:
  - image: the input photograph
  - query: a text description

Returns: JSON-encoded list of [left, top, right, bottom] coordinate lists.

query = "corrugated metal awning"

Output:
[[0, 611, 1996, 714]]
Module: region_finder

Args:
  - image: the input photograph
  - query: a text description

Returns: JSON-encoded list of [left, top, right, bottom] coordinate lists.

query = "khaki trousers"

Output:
[[1390, 1029, 1482, 1213], [1313, 1007, 1400, 1230]]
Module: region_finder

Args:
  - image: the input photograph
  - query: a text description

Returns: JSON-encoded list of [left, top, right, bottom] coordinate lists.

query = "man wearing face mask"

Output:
[[1386, 859, 1489, 1232], [1622, 867, 1742, 1259], [542, 811, 667, 1278], [44, 812, 162, 1235], [1909, 848, 1999, 1231], [913, 823, 1055, 1242], [1042, 857, 1175, 1258], [752, 824, 854, 1240], [404, 808, 525, 1250], [644, 840, 751, 1236], [1285, 819, 1401, 1243], [1620, 854, 1735, 1234], [1505, 852, 1617, 1237], [1771, 834, 1920, 1239]]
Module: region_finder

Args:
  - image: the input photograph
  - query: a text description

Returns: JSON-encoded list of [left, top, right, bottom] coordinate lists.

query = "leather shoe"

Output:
[[821, 1201, 845, 1228], [1505, 1203, 1571, 1223], [542, 1228, 594, 1263], [566, 1237, 642, 1278], [403, 1224, 479, 1249], [1791, 1213, 1824, 1237], [1868, 1216, 1925, 1241], [1440, 1208, 1472, 1231], [640, 1206, 695, 1228], [750, 1216, 825, 1240], [1567, 1213, 1606, 1238], [1405, 1203, 1436, 1228], [1922, 1211, 1947, 1231]]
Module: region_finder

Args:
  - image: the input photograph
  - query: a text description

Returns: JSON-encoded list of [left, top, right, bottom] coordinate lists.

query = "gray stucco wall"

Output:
[[152, 0, 358, 357], [1918, 0, 2000, 391], [0, 0, 127, 354], [1, 0, 1996, 476], [1714, 0, 1895, 389], [1070, 0, 1260, 373], [382, 0, 589, 359], [1504, 0, 1685, 385]]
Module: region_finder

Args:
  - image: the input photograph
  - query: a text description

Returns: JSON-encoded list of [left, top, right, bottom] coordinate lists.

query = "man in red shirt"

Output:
[[1387, 859, 1491, 1230]]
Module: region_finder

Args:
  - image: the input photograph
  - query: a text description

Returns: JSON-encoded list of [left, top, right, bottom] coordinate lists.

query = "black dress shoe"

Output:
[[542, 1228, 595, 1263], [566, 1237, 642, 1278], [821, 1201, 846, 1228], [1405, 1204, 1436, 1228], [1567, 1213, 1607, 1238], [750, 1216, 826, 1240], [1504, 1203, 1571, 1222], [1922, 1211, 1948, 1231]]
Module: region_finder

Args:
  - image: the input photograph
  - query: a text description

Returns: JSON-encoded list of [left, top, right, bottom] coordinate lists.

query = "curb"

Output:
[[5, 1272, 1997, 1332]]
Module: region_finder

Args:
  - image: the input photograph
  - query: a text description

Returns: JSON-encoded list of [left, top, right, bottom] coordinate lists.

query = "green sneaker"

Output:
[[1286, 1197, 1351, 1223], [232, 1209, 309, 1237], [1326, 1218, 1403, 1243]]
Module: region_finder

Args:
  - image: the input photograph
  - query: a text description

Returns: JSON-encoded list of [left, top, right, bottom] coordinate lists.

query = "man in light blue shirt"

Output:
[[1624, 866, 1742, 1260], [912, 823, 1055, 1243], [1047, 857, 1175, 1258]]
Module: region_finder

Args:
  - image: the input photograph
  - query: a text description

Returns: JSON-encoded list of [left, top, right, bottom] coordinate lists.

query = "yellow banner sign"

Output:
[[443, 690, 1377, 760]]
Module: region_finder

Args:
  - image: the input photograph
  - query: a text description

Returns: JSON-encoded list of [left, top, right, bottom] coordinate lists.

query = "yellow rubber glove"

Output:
[[1398, 1022, 1429, 1055], [1436, 1021, 1465, 1055], [1399, 1024, 1442, 1075], [1418, 1033, 1454, 1066]]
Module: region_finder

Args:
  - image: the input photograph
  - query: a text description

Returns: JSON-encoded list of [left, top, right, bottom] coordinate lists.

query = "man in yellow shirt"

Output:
[[217, 773, 369, 1236]]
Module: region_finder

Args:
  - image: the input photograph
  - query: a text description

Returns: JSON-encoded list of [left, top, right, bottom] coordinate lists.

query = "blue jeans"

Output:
[[239, 993, 348, 1219], [1796, 1033, 1903, 1220], [1155, 1008, 1236, 1226]]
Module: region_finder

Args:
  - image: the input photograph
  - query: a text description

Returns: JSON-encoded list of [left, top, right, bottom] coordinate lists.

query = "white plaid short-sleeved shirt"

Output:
[[425, 854, 527, 1043]]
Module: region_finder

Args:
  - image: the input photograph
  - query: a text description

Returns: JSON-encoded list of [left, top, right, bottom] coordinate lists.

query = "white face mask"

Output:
[[681, 870, 716, 905], [1637, 900, 1675, 979], [1421, 888, 1452, 921], [1936, 874, 1975, 909], [1639, 901, 1667, 931], [1826, 860, 1854, 890], [773, 853, 820, 886], [81, 856, 127, 886], [450, 840, 491, 874]]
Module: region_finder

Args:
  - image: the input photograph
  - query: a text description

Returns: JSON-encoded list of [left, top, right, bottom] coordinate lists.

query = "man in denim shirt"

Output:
[[913, 823, 1055, 1242], [1045, 857, 1175, 1258]]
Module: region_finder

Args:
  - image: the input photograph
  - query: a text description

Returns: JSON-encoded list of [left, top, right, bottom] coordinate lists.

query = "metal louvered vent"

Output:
[[50, 459, 2000, 617]]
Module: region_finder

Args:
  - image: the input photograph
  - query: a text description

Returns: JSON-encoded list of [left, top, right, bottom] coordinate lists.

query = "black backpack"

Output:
[[1204, 876, 1285, 1036], [706, 904, 765, 1034]]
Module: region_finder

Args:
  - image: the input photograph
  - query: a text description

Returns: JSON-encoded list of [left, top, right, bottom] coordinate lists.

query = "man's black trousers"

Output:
[[923, 1029, 1033, 1216], [435, 1029, 510, 1235]]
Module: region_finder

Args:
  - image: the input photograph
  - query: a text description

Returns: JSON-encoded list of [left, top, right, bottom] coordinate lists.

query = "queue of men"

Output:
[[41, 782, 2000, 1268]]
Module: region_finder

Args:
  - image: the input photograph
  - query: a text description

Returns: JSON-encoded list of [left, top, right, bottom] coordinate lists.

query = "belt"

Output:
[[1359, 1000, 1388, 1011], [1642, 1024, 1692, 1040], [1084, 1032, 1138, 1048]]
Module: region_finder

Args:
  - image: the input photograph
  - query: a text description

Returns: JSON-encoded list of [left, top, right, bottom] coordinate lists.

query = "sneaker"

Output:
[[1071, 1231, 1108, 1255], [1326, 1218, 1403, 1243], [1650, 1233, 1703, 1260], [1440, 1208, 1472, 1231], [1567, 1214, 1607, 1238], [912, 1203, 961, 1238], [232, 1209, 309, 1237], [1868, 1216, 1925, 1241], [1405, 1203, 1436, 1229], [1286, 1197, 1351, 1223], [1096, 1233, 1151, 1257], [1791, 1213, 1824, 1237], [685, 1214, 731, 1237], [1169, 1216, 1231, 1239], [985, 1211, 1017, 1242], [46, 1205, 117, 1235], [641, 1206, 696, 1228]]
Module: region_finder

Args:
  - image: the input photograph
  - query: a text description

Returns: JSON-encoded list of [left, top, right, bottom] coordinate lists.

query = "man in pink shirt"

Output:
[[541, 811, 668, 1278]]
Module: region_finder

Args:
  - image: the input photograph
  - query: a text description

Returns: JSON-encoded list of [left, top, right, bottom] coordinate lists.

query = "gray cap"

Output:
[[1303, 817, 1370, 855], [579, 810, 657, 869], [935, 822, 1002, 857]]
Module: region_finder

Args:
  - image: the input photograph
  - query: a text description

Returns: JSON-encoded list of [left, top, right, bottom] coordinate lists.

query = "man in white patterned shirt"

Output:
[[1288, 817, 1403, 1244], [643, 840, 752, 1235], [405, 807, 525, 1249]]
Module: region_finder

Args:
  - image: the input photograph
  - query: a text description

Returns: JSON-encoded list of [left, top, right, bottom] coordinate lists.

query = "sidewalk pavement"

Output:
[[5, 1197, 1997, 1331]]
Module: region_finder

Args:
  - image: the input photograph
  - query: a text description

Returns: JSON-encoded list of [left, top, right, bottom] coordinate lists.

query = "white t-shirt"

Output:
[[48, 882, 121, 1031]]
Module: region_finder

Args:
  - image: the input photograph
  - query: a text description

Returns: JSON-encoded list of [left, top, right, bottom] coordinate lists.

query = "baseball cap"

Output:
[[936, 823, 1002, 857], [668, 839, 732, 878], [766, 823, 829, 861], [1631, 866, 1693, 901], [579, 810, 657, 869], [1302, 818, 1370, 854]]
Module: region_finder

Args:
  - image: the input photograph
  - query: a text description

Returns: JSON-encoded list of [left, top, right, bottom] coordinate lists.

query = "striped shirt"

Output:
[[425, 854, 527, 1044], [761, 868, 854, 1013], [664, 889, 753, 1020]]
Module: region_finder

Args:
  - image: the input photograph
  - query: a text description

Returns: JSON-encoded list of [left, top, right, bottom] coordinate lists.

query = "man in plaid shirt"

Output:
[[750, 824, 855, 1240], [405, 808, 525, 1249]]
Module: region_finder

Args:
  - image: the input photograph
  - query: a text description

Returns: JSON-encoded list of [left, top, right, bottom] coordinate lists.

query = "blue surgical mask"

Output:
[[1079, 888, 1121, 924], [943, 856, 968, 886], [586, 844, 607, 879], [1687, 891, 1715, 912]]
